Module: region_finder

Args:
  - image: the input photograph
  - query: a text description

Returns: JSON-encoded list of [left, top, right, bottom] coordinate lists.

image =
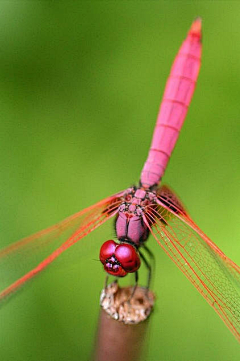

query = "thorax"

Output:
[[115, 187, 157, 246]]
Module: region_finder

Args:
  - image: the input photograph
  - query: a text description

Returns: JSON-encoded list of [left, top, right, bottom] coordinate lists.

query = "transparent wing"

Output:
[[0, 191, 124, 303], [143, 185, 240, 342]]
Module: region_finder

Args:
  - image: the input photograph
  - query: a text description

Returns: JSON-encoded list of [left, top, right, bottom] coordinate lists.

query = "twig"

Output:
[[92, 282, 155, 361]]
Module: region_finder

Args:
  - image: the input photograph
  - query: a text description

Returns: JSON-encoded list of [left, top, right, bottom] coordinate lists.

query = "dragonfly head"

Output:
[[99, 240, 141, 277]]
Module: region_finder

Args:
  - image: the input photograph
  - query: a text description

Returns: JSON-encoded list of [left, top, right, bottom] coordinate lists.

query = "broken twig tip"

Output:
[[100, 282, 155, 324]]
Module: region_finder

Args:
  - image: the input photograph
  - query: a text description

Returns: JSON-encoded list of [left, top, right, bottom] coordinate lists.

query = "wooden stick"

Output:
[[92, 282, 155, 361]]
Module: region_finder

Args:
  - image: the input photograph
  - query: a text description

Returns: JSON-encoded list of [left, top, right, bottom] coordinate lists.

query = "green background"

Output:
[[0, 1, 240, 360]]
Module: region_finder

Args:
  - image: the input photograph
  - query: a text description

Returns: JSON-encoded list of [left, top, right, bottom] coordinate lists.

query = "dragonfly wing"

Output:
[[143, 185, 240, 342], [0, 191, 124, 302]]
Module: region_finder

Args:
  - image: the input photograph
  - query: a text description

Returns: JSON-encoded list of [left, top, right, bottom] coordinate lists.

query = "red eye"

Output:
[[99, 240, 116, 263], [115, 244, 140, 273], [99, 240, 141, 277]]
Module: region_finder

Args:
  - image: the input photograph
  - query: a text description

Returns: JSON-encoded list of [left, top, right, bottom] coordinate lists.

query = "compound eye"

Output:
[[99, 240, 117, 263], [99, 240, 141, 277], [115, 244, 140, 273]]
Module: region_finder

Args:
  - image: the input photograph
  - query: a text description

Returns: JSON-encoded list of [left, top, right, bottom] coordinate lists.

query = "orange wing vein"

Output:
[[143, 185, 240, 342], [0, 191, 124, 303]]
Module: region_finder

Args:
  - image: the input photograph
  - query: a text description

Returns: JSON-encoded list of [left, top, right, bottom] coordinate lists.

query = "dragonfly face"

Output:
[[99, 240, 141, 277]]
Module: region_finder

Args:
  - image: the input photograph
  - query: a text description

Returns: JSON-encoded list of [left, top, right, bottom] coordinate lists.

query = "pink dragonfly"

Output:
[[1, 19, 240, 342]]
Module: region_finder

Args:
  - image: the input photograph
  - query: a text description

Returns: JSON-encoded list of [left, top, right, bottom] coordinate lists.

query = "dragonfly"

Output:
[[1, 18, 240, 342]]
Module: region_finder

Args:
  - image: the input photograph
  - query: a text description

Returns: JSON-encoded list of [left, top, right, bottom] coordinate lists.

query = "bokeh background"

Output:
[[0, 2, 240, 360]]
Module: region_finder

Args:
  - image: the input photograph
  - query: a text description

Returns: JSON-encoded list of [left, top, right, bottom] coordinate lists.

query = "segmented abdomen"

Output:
[[141, 19, 202, 188]]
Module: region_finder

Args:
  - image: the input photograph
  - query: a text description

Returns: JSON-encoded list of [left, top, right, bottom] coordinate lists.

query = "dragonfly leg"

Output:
[[139, 249, 152, 292], [142, 244, 155, 288], [104, 275, 109, 290], [142, 244, 155, 263], [104, 275, 118, 291], [129, 271, 139, 300]]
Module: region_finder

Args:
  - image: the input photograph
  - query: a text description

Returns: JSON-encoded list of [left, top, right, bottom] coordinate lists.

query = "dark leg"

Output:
[[130, 271, 139, 299], [105, 275, 119, 291], [104, 275, 109, 290], [142, 244, 155, 265], [143, 244, 155, 286], [139, 250, 152, 290]]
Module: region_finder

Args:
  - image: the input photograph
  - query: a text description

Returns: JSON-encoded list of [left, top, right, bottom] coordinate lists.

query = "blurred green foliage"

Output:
[[0, 2, 240, 360]]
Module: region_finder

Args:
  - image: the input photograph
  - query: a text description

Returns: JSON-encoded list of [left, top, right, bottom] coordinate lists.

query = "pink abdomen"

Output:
[[141, 19, 202, 188]]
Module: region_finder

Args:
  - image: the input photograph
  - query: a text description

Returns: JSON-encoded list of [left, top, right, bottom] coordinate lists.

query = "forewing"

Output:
[[0, 191, 124, 302], [143, 185, 240, 342]]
